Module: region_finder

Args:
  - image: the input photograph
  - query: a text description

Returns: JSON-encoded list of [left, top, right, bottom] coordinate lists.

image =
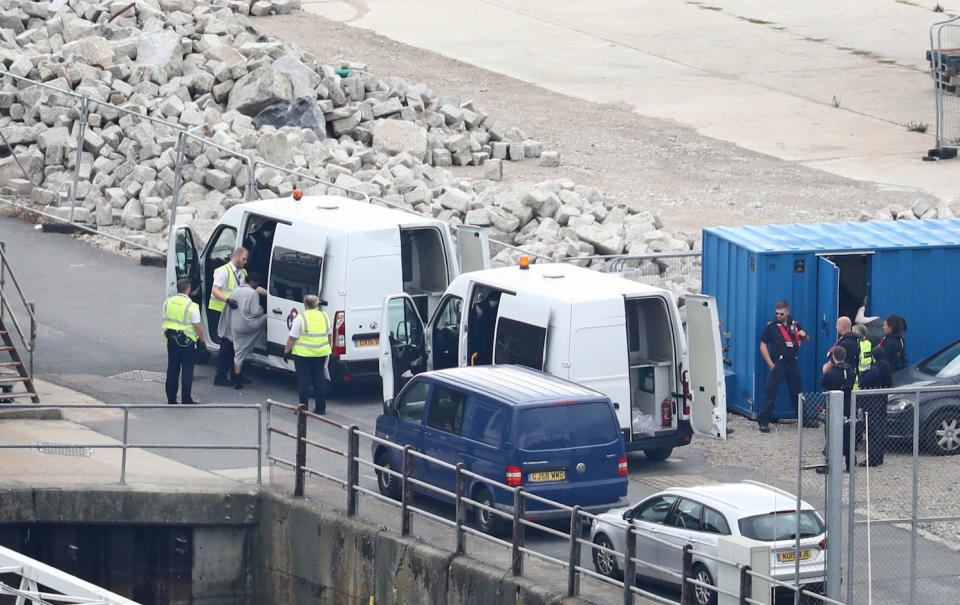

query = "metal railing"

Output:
[[266, 399, 841, 604], [0, 403, 262, 485], [0, 240, 37, 377]]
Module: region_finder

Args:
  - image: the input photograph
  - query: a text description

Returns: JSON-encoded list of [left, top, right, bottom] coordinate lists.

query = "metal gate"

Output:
[[927, 15, 960, 159]]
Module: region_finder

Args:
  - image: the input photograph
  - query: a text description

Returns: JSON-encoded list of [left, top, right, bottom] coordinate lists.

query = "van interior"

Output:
[[465, 285, 503, 366], [464, 285, 548, 371], [242, 215, 278, 280], [401, 227, 448, 320], [625, 297, 677, 434], [825, 254, 870, 323]]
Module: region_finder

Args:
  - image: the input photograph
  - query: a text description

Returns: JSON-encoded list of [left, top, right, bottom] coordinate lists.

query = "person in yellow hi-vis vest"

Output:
[[163, 278, 205, 405], [210, 247, 249, 387], [283, 295, 332, 414]]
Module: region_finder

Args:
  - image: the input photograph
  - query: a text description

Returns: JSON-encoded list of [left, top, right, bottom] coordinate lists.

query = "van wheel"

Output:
[[592, 534, 623, 581], [692, 563, 717, 605], [644, 447, 673, 462], [474, 488, 504, 536], [376, 451, 401, 500]]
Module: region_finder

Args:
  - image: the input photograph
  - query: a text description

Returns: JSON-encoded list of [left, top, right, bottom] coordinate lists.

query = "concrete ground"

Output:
[[297, 0, 960, 200]]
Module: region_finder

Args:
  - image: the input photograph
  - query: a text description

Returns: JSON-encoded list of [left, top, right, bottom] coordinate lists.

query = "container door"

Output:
[[685, 294, 727, 440], [493, 293, 550, 371], [817, 257, 839, 364], [456, 226, 491, 274], [266, 224, 327, 361], [166, 225, 199, 298], [379, 294, 427, 403]]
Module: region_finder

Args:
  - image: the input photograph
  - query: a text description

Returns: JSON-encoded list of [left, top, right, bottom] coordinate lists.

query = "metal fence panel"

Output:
[[930, 16, 960, 155]]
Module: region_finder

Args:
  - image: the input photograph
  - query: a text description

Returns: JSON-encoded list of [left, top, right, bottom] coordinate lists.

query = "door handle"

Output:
[[272, 308, 283, 314]]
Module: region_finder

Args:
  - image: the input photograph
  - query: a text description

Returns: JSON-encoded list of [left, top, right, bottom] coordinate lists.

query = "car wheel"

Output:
[[592, 534, 624, 581], [925, 410, 960, 455], [644, 447, 673, 462], [376, 451, 401, 500], [474, 487, 504, 536], [692, 563, 717, 605]]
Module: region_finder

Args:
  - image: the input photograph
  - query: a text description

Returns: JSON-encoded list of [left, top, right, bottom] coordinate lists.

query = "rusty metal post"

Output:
[[68, 97, 89, 223], [346, 425, 359, 516], [401, 446, 414, 536], [623, 524, 636, 605], [680, 544, 694, 604], [567, 506, 582, 597], [455, 463, 466, 555], [739, 565, 752, 605], [293, 404, 306, 497], [511, 488, 526, 576]]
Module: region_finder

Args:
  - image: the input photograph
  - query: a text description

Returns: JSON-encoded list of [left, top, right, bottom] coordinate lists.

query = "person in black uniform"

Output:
[[758, 300, 812, 433], [828, 316, 860, 378], [879, 313, 907, 372], [820, 346, 857, 471], [857, 346, 893, 467]]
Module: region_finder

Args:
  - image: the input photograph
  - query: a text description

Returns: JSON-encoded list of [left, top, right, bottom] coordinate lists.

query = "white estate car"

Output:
[[590, 480, 826, 605]]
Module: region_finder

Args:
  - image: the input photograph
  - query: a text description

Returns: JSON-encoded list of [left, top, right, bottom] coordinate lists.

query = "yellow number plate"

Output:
[[529, 470, 566, 482], [777, 549, 812, 563], [356, 338, 379, 347]]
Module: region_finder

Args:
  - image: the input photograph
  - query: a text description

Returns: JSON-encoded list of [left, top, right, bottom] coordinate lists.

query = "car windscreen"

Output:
[[738, 511, 825, 541], [918, 339, 960, 377], [517, 401, 618, 450]]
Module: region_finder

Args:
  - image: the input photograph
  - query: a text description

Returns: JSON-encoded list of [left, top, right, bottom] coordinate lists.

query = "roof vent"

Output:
[[315, 201, 339, 210], [542, 270, 565, 279]]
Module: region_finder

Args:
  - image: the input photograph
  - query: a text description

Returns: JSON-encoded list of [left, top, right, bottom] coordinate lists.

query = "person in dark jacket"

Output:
[[821, 346, 857, 471], [879, 313, 908, 372], [758, 300, 812, 432], [857, 347, 893, 466], [828, 316, 860, 381]]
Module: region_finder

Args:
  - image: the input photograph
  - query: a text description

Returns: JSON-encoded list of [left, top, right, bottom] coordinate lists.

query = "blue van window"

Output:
[[462, 400, 507, 447], [517, 402, 618, 450], [398, 381, 430, 423], [427, 386, 467, 435]]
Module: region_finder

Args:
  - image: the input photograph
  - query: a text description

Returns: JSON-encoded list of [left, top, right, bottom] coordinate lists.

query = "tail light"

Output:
[[819, 538, 827, 550], [333, 311, 346, 355], [661, 398, 672, 427], [682, 370, 691, 416], [506, 465, 523, 486], [618, 456, 628, 476]]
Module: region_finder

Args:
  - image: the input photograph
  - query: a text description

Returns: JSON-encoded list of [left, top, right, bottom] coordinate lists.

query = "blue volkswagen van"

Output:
[[372, 365, 629, 534]]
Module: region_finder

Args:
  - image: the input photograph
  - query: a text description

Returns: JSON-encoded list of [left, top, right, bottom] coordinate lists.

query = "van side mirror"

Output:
[[622, 509, 633, 521], [383, 399, 397, 417], [613, 402, 620, 410]]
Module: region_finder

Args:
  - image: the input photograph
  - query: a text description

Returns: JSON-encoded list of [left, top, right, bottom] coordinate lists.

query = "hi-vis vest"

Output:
[[208, 263, 246, 311], [291, 309, 332, 357], [162, 294, 199, 342], [853, 339, 872, 390]]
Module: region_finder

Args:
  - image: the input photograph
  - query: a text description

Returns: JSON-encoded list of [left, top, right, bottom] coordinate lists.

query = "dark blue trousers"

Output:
[[759, 359, 807, 425], [166, 338, 196, 404], [294, 355, 327, 413]]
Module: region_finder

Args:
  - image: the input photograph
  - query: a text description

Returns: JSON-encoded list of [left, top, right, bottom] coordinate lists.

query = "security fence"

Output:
[[266, 399, 842, 605], [928, 15, 960, 159]]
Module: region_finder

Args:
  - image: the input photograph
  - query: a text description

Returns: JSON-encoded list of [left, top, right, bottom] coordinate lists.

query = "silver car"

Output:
[[590, 480, 826, 605]]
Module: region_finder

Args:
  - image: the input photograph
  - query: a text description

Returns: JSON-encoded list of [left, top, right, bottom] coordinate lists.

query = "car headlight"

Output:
[[887, 396, 914, 414]]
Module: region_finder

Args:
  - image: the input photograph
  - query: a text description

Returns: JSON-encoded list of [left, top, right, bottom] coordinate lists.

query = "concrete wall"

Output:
[[253, 491, 588, 605]]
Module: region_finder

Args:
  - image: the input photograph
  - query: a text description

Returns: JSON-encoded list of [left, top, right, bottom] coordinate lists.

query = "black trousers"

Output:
[[759, 359, 806, 425], [294, 355, 327, 413], [166, 338, 196, 404], [215, 337, 235, 380], [860, 396, 887, 465]]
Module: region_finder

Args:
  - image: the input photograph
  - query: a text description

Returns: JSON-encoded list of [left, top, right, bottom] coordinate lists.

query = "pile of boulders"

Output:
[[0, 0, 701, 297], [859, 198, 960, 222]]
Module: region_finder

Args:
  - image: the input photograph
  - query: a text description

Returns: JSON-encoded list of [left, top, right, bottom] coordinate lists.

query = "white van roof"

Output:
[[233, 195, 442, 231], [452, 262, 671, 302]]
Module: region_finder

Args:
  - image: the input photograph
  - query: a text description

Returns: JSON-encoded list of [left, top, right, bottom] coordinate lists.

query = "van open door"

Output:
[[456, 226, 491, 274], [166, 225, 200, 298], [379, 294, 428, 403], [492, 293, 550, 371], [685, 294, 727, 440], [266, 223, 327, 362]]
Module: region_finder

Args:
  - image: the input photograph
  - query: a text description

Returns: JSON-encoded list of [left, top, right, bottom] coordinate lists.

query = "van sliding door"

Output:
[[492, 293, 549, 371], [266, 223, 327, 360], [685, 294, 727, 440]]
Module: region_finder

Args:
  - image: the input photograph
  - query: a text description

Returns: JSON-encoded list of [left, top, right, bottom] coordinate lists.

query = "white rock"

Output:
[[136, 31, 182, 77], [372, 120, 428, 161], [483, 159, 503, 181]]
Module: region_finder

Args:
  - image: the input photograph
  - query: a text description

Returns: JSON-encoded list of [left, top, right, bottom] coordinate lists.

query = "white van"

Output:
[[378, 262, 726, 457], [165, 194, 489, 384]]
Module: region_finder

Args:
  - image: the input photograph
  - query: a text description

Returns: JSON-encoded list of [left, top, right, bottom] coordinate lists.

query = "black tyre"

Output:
[[692, 563, 717, 605], [591, 534, 623, 581], [924, 409, 960, 455], [644, 447, 673, 462], [474, 487, 504, 536], [376, 451, 401, 500]]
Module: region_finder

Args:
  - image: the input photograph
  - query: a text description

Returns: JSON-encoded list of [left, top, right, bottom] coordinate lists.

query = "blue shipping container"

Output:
[[702, 218, 960, 420]]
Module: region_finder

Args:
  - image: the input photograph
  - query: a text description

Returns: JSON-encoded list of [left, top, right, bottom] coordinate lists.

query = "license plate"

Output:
[[529, 470, 566, 482], [777, 549, 812, 563], [356, 338, 379, 347]]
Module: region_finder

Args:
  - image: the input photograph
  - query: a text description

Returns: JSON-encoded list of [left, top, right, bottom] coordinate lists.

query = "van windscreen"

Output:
[[517, 402, 618, 450]]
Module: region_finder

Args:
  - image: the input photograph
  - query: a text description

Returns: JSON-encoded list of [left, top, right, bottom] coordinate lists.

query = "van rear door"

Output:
[[266, 223, 327, 362], [685, 294, 727, 440], [492, 293, 550, 371], [379, 294, 428, 402], [166, 225, 199, 298], [456, 226, 491, 273]]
